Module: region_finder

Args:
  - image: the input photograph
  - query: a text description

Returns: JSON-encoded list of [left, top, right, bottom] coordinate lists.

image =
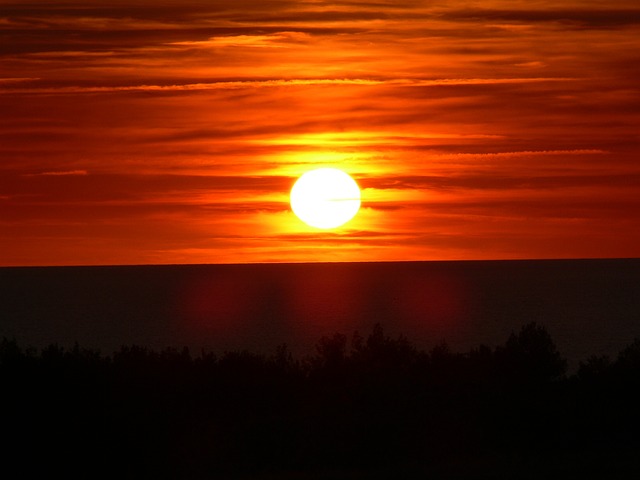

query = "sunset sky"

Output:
[[1, 0, 639, 265]]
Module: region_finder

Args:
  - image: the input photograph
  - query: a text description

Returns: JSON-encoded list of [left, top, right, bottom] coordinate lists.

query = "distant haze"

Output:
[[2, 259, 639, 369]]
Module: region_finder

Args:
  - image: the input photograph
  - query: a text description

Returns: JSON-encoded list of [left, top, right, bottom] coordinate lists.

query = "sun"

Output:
[[290, 168, 361, 229]]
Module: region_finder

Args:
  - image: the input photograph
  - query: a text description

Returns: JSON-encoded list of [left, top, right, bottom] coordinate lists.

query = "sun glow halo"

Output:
[[290, 168, 361, 229]]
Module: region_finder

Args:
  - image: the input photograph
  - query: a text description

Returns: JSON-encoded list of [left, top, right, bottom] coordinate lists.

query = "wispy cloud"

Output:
[[167, 32, 313, 48], [0, 77, 40, 83], [1, 0, 639, 264], [0, 77, 575, 95], [444, 7, 640, 28], [24, 170, 89, 177]]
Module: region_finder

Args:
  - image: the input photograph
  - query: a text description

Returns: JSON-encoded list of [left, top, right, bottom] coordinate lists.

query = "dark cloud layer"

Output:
[[445, 8, 640, 28]]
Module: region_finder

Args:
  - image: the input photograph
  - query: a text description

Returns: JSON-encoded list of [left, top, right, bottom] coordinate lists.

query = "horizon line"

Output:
[[2, 257, 639, 269]]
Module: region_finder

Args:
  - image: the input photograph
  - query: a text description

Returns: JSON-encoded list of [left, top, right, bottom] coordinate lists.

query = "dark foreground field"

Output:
[[3, 323, 640, 479]]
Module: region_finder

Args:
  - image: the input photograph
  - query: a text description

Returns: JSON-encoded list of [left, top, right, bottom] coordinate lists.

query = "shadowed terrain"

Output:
[[2, 323, 640, 478]]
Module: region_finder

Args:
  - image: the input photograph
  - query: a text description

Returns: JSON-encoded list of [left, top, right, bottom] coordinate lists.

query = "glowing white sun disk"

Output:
[[290, 168, 361, 229]]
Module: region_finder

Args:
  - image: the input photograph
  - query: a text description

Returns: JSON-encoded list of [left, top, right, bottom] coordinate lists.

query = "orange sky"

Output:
[[1, 0, 639, 265]]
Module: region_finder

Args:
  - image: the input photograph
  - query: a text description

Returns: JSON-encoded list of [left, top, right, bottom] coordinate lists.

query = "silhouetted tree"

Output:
[[351, 323, 418, 374], [615, 338, 640, 372], [314, 332, 348, 370], [577, 354, 611, 381], [495, 322, 567, 384], [0, 337, 24, 364], [4, 324, 640, 477]]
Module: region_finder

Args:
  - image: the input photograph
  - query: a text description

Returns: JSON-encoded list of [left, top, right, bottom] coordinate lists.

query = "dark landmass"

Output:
[[3, 323, 640, 479]]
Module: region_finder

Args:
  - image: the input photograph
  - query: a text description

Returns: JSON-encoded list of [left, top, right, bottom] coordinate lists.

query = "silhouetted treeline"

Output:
[[2, 322, 640, 478]]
